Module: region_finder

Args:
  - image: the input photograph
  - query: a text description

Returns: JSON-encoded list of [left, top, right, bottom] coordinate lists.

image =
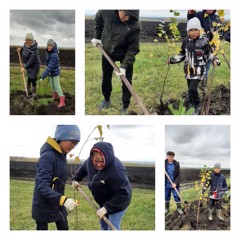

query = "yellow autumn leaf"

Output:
[[217, 10, 225, 20], [69, 154, 74, 158], [74, 156, 80, 163]]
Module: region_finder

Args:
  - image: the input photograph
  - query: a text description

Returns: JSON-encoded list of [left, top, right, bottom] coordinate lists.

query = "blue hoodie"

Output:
[[32, 137, 68, 223], [73, 142, 132, 214], [41, 41, 60, 79]]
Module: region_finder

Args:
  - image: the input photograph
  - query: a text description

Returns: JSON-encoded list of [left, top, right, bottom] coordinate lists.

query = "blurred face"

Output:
[[206, 10, 215, 14], [188, 29, 200, 39], [59, 140, 78, 154], [25, 39, 33, 47], [118, 10, 130, 22], [47, 44, 54, 51], [167, 154, 174, 163], [92, 151, 106, 171], [214, 167, 221, 174]]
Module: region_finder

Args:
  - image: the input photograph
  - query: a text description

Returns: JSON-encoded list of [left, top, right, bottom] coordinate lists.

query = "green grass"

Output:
[[10, 179, 155, 230], [85, 41, 230, 115], [10, 66, 75, 96]]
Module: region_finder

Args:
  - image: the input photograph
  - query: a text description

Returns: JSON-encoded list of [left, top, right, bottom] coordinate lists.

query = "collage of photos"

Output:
[[6, 5, 235, 240]]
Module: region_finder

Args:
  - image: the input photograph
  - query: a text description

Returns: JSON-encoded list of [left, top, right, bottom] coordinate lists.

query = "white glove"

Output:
[[72, 180, 81, 190], [64, 198, 78, 211], [91, 38, 102, 47], [114, 68, 126, 78], [96, 206, 107, 219]]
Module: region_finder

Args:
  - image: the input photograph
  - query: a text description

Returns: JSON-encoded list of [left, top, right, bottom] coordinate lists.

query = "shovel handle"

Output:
[[17, 50, 29, 97], [77, 187, 117, 230]]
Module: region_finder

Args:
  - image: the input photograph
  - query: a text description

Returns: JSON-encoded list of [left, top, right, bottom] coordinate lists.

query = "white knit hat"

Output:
[[25, 33, 34, 41], [187, 17, 201, 32]]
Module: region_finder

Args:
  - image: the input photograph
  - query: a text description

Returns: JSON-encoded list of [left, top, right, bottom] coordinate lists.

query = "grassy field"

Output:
[[10, 66, 75, 96], [10, 179, 155, 230], [85, 41, 230, 115]]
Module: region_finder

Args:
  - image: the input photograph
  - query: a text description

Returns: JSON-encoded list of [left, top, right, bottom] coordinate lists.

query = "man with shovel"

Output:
[[165, 151, 184, 215], [91, 10, 140, 114], [72, 141, 132, 230]]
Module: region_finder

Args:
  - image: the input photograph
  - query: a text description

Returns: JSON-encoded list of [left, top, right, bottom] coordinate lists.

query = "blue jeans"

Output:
[[100, 208, 128, 230], [165, 186, 181, 202], [204, 60, 211, 79]]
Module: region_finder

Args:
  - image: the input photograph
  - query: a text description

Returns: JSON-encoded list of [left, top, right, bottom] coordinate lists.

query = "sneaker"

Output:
[[121, 108, 128, 115], [99, 99, 111, 110]]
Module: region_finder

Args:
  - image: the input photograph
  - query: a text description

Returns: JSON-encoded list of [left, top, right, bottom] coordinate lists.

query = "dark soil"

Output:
[[10, 160, 155, 189], [156, 85, 230, 115], [165, 199, 230, 230], [10, 91, 75, 115], [10, 47, 75, 68]]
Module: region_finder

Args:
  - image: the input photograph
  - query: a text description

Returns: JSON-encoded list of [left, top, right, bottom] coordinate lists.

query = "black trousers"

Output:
[[102, 55, 133, 109], [36, 219, 69, 230], [187, 79, 200, 108], [28, 78, 37, 87]]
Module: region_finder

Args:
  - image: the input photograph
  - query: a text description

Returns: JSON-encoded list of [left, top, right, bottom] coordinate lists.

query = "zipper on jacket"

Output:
[[126, 22, 130, 31], [91, 171, 100, 186], [59, 210, 65, 221]]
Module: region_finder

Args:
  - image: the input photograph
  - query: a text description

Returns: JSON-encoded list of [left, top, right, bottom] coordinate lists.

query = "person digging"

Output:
[[202, 162, 228, 221], [165, 151, 183, 215]]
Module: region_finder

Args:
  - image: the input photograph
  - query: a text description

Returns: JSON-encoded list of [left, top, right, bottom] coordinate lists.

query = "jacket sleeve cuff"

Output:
[[59, 196, 67, 206]]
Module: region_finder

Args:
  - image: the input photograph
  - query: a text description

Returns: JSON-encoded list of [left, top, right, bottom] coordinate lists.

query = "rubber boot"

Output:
[[32, 87, 36, 97], [176, 202, 184, 215], [52, 92, 59, 100], [165, 202, 170, 215], [208, 208, 214, 221], [216, 209, 225, 221], [200, 77, 208, 95], [27, 84, 31, 95], [99, 99, 111, 110], [58, 96, 66, 108]]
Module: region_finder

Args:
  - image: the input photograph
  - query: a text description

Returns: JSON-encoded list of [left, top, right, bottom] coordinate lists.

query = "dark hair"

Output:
[[167, 151, 175, 156]]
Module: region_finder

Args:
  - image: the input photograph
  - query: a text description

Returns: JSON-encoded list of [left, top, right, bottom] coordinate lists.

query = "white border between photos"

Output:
[[2, 0, 238, 239]]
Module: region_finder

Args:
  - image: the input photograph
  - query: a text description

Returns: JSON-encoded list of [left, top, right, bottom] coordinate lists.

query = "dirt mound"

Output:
[[165, 199, 230, 230], [10, 91, 75, 115], [156, 85, 230, 115]]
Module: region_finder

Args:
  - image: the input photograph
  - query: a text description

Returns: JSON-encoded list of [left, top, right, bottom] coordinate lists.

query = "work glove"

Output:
[[114, 68, 126, 78], [37, 78, 43, 83], [21, 67, 25, 73], [64, 198, 79, 211], [96, 206, 107, 219], [91, 38, 102, 47], [72, 180, 81, 190], [213, 58, 221, 66]]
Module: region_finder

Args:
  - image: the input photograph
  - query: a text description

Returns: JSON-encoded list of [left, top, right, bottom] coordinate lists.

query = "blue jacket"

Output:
[[73, 142, 132, 214], [41, 41, 60, 79], [165, 159, 180, 188], [32, 137, 68, 223], [21, 40, 40, 78]]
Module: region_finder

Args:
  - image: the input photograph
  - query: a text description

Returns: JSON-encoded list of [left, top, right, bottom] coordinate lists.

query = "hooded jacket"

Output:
[[94, 10, 140, 69], [21, 40, 40, 78], [170, 34, 213, 80], [165, 159, 180, 188], [32, 137, 68, 223], [41, 41, 60, 79], [73, 142, 132, 214]]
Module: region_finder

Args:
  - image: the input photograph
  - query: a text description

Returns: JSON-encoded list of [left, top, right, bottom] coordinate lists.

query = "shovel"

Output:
[[96, 44, 150, 115], [77, 187, 117, 230], [165, 171, 187, 211], [17, 50, 29, 97]]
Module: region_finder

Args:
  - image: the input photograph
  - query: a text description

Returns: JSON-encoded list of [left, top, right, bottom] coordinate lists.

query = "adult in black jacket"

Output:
[[17, 33, 40, 96], [91, 10, 140, 114], [72, 141, 132, 230], [32, 125, 80, 230], [165, 151, 183, 215], [202, 162, 228, 221]]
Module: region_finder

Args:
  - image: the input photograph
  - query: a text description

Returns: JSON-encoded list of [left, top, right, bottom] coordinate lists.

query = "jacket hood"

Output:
[[90, 142, 115, 168], [124, 10, 139, 20], [24, 40, 38, 49], [40, 136, 63, 155], [47, 41, 58, 53]]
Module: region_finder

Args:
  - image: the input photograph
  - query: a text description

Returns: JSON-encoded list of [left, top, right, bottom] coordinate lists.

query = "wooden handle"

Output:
[[17, 50, 28, 97]]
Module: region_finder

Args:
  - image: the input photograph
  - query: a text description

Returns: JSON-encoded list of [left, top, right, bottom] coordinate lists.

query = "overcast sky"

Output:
[[10, 10, 75, 48], [165, 125, 230, 169], [9, 124, 155, 164], [85, 10, 230, 20]]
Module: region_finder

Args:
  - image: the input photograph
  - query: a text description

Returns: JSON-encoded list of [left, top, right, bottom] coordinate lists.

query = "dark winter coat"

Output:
[[187, 10, 230, 42], [205, 172, 228, 199], [32, 137, 68, 223], [73, 142, 132, 214], [94, 10, 140, 69], [165, 159, 180, 188], [21, 40, 40, 78], [170, 35, 213, 80], [41, 41, 60, 79]]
